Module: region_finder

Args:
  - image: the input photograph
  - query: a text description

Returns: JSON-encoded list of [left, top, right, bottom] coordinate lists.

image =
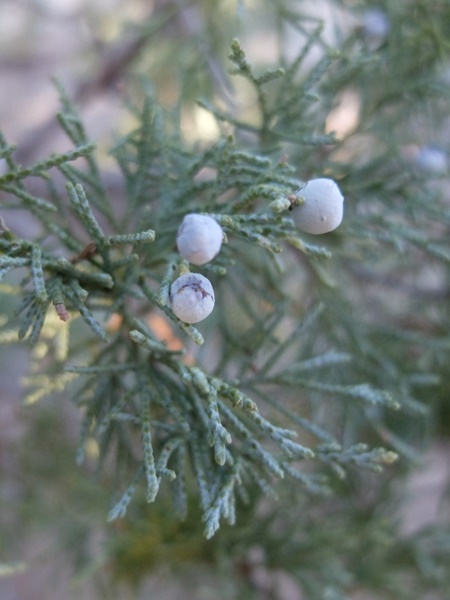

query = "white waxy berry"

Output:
[[291, 178, 344, 235], [176, 214, 223, 265], [170, 273, 215, 324], [416, 146, 448, 175], [361, 8, 390, 42]]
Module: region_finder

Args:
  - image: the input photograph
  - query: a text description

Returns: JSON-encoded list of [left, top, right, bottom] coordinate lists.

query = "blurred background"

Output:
[[1, 1, 450, 599]]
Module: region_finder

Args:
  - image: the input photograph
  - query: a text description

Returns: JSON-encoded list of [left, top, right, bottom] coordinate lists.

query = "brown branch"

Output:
[[14, 34, 148, 165]]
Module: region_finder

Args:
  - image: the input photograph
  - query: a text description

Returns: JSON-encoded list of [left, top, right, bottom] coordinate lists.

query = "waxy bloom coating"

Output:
[[291, 178, 344, 234], [176, 214, 223, 265], [170, 273, 215, 324]]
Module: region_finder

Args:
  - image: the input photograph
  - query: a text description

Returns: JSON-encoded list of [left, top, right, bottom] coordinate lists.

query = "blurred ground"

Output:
[[2, 5, 136, 600]]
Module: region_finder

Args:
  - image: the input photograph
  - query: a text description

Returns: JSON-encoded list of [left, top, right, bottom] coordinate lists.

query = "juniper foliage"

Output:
[[1, 0, 449, 598]]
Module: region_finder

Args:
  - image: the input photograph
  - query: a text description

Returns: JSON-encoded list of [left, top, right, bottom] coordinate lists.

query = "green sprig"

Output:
[[139, 385, 159, 502], [30, 245, 48, 304], [0, 144, 96, 185], [66, 183, 107, 246]]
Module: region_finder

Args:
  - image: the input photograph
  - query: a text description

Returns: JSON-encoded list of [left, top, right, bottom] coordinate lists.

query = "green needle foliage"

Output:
[[1, 0, 449, 597]]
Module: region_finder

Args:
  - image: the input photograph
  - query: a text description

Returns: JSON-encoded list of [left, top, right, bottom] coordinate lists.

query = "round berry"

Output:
[[291, 178, 344, 234], [416, 146, 448, 175], [170, 273, 215, 324], [361, 8, 390, 42], [176, 214, 223, 265]]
